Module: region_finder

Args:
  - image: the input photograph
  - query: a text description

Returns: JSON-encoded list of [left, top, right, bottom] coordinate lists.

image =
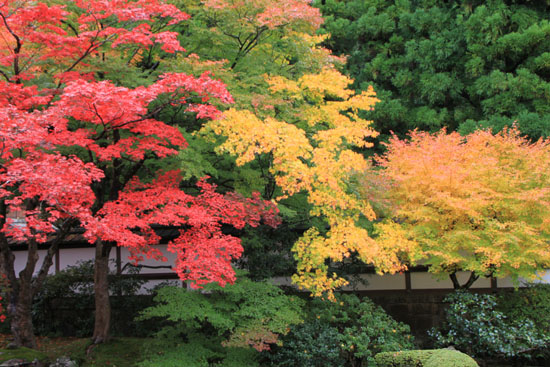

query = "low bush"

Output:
[[375, 350, 434, 367], [424, 349, 478, 367], [312, 294, 414, 366], [138, 273, 304, 367], [267, 293, 414, 367], [267, 319, 345, 367], [497, 283, 550, 335], [375, 349, 478, 367], [429, 291, 549, 359], [496, 284, 550, 360]]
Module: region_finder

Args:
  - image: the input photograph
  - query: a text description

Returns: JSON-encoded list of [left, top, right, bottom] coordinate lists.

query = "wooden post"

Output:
[[116, 246, 121, 274], [405, 270, 412, 292], [55, 248, 60, 274]]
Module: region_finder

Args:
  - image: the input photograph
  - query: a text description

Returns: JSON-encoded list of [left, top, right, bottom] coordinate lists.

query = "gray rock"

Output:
[[0, 359, 32, 367], [48, 357, 77, 367], [6, 343, 18, 350]]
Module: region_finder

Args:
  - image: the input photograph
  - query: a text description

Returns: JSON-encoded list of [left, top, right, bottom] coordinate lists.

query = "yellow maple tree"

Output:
[[203, 67, 411, 297]]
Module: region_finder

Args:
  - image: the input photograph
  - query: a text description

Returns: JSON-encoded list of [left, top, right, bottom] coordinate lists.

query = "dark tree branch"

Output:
[[0, 11, 22, 80], [0, 69, 10, 82], [0, 200, 17, 287], [32, 219, 75, 297], [450, 271, 479, 289], [120, 263, 172, 273]]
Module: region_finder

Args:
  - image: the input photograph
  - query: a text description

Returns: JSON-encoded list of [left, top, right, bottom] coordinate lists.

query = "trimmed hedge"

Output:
[[424, 350, 478, 367], [375, 349, 478, 367]]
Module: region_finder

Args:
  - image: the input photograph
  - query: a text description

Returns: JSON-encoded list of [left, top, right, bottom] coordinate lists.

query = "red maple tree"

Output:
[[0, 0, 279, 347]]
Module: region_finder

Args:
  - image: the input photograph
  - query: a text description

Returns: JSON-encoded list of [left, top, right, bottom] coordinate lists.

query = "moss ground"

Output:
[[0, 335, 153, 367]]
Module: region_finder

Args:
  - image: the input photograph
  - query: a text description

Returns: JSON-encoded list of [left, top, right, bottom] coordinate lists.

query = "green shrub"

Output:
[[32, 260, 154, 337], [33, 260, 95, 337], [429, 291, 549, 359], [375, 350, 432, 367], [497, 283, 550, 335], [268, 294, 414, 367], [267, 319, 345, 367], [375, 349, 478, 367], [312, 294, 414, 366], [138, 273, 304, 367], [496, 284, 550, 359], [424, 349, 478, 367]]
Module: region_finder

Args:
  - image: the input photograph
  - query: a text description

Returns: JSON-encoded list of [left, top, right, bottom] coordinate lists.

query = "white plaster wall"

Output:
[[516, 270, 550, 286], [119, 245, 176, 274], [488, 271, 550, 288], [496, 277, 516, 287], [13, 249, 54, 275], [410, 272, 452, 289], [275, 271, 548, 291], [410, 271, 490, 289], [343, 273, 406, 291], [266, 274, 408, 291], [539, 270, 550, 283], [468, 275, 491, 288], [58, 247, 95, 270], [270, 276, 294, 287], [16, 244, 550, 292], [496, 275, 541, 288]]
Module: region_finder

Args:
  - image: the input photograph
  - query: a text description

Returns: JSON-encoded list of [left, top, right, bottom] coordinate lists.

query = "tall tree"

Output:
[[203, 67, 409, 298], [0, 0, 279, 348], [162, 0, 405, 296], [174, 0, 323, 71], [157, 0, 342, 281], [317, 0, 550, 146], [374, 128, 550, 288]]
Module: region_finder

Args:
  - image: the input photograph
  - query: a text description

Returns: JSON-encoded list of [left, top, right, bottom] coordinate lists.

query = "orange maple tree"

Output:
[[375, 128, 550, 288]]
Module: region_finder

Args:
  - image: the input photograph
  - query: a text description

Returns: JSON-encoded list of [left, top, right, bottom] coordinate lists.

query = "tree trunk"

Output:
[[92, 240, 112, 344], [0, 243, 35, 348], [0, 215, 69, 348], [2, 239, 38, 349], [9, 276, 36, 349]]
